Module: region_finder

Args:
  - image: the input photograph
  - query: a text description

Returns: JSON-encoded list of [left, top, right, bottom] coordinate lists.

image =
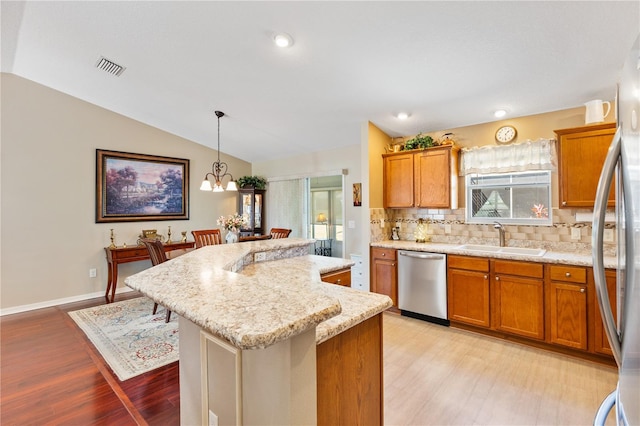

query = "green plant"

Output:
[[237, 175, 267, 189], [403, 133, 435, 150]]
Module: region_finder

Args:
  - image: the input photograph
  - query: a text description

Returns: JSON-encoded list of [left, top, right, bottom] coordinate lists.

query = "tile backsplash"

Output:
[[370, 207, 617, 257]]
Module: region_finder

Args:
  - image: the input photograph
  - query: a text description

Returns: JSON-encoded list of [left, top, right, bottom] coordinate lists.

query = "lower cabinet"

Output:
[[320, 268, 351, 287], [493, 260, 545, 340], [547, 265, 588, 350], [370, 247, 398, 309], [445, 253, 615, 362], [593, 269, 618, 356], [447, 255, 491, 328]]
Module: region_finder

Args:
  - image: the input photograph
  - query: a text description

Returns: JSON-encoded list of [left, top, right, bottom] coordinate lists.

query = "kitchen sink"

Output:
[[457, 244, 546, 257]]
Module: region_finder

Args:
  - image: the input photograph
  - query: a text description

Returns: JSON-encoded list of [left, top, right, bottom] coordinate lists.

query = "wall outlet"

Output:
[[89, 268, 97, 278], [254, 252, 267, 262], [380, 219, 385, 228], [603, 229, 614, 243], [348, 220, 356, 229], [444, 224, 452, 234], [571, 227, 581, 240]]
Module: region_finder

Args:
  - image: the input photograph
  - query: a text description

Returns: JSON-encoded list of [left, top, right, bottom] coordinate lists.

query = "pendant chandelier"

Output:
[[200, 110, 237, 192]]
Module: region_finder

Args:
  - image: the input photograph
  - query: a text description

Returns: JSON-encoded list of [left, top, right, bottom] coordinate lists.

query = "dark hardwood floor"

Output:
[[1, 292, 180, 426]]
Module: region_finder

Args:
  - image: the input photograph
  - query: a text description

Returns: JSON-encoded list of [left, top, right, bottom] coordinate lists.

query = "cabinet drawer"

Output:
[[350, 254, 363, 269], [113, 248, 149, 259], [448, 255, 489, 272], [321, 269, 351, 286], [371, 247, 397, 261], [549, 265, 587, 283], [495, 260, 543, 279]]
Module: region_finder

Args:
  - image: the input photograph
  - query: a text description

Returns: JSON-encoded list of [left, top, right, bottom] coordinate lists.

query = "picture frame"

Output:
[[96, 149, 189, 223], [353, 183, 362, 206]]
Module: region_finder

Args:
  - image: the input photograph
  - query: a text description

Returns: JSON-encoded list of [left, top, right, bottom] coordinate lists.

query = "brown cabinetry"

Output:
[[370, 247, 398, 309], [493, 260, 545, 340], [447, 255, 491, 328], [546, 264, 588, 350], [320, 268, 351, 287], [383, 145, 459, 209], [593, 269, 617, 356], [555, 123, 615, 208]]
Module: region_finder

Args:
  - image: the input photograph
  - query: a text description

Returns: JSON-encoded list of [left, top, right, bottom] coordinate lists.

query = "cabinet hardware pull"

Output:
[[336, 279, 341, 284], [495, 276, 500, 281], [382, 253, 386, 256], [580, 288, 585, 293], [562, 201, 567, 206], [484, 275, 488, 280], [565, 272, 571, 277]]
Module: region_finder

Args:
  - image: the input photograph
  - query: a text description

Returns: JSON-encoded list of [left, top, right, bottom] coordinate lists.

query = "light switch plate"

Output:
[[89, 268, 97, 278], [254, 252, 267, 262], [444, 224, 452, 234], [348, 220, 355, 229], [380, 219, 385, 228]]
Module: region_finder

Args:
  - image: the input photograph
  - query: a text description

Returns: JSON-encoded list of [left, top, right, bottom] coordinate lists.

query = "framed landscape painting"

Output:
[[96, 149, 189, 223]]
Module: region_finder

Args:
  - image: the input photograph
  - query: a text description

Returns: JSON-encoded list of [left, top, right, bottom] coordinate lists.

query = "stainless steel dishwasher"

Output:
[[398, 250, 448, 326]]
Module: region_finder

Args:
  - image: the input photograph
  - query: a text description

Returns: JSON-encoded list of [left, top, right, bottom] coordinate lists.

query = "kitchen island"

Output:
[[125, 238, 392, 425]]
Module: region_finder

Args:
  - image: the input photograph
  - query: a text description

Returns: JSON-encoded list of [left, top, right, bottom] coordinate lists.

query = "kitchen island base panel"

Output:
[[180, 318, 317, 425]]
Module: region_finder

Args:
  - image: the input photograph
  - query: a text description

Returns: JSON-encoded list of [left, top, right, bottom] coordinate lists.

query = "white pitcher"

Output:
[[584, 99, 611, 124]]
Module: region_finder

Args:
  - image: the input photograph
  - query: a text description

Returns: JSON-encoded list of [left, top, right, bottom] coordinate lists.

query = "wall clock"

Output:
[[495, 125, 517, 144]]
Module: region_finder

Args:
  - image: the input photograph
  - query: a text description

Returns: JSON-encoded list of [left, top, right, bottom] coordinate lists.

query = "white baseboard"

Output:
[[0, 287, 136, 316]]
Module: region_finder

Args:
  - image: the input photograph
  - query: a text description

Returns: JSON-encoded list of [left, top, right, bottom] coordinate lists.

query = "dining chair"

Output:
[[269, 228, 292, 239], [191, 229, 223, 248], [141, 239, 172, 323]]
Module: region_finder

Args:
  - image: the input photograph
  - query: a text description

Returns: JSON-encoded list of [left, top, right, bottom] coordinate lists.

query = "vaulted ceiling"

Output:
[[2, 1, 638, 162]]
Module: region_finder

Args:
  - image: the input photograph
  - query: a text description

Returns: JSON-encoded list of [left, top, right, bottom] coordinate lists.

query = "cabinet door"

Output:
[[371, 258, 397, 307], [556, 124, 615, 208], [383, 153, 414, 208], [415, 148, 451, 208], [447, 268, 490, 328], [593, 270, 617, 356], [548, 282, 588, 350], [494, 275, 544, 340]]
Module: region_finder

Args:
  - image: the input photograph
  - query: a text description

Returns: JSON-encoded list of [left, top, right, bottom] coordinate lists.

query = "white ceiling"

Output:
[[2, 1, 639, 163]]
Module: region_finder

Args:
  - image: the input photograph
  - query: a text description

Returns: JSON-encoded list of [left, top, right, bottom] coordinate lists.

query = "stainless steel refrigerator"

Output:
[[593, 34, 640, 426]]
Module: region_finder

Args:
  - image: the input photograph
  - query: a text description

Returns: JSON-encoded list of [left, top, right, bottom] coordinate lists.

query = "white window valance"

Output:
[[460, 138, 557, 175]]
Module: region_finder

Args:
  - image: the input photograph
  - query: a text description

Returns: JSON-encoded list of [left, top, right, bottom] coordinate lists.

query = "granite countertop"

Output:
[[242, 256, 392, 344], [371, 240, 617, 269], [125, 238, 391, 350]]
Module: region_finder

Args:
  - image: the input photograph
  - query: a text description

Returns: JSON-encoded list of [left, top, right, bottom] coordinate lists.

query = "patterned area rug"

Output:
[[69, 297, 179, 381]]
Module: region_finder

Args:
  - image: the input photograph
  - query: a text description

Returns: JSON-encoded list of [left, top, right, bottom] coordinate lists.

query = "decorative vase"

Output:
[[225, 229, 239, 244]]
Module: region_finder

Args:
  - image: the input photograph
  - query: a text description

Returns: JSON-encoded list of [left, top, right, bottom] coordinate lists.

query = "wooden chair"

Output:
[[191, 229, 222, 248], [141, 239, 172, 323], [270, 228, 292, 239]]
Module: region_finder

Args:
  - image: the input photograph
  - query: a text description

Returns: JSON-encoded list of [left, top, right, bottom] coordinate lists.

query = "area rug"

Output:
[[69, 297, 179, 381]]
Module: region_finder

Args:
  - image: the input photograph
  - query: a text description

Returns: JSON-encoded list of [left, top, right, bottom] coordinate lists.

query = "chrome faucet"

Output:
[[494, 221, 506, 247]]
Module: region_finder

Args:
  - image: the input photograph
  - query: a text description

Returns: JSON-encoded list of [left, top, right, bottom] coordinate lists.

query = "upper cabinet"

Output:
[[555, 123, 615, 208], [383, 145, 459, 209], [237, 188, 265, 236]]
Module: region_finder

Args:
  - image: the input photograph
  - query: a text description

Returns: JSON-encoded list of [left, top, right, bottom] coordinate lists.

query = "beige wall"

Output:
[[1, 73, 251, 311], [252, 144, 363, 258], [366, 122, 392, 209]]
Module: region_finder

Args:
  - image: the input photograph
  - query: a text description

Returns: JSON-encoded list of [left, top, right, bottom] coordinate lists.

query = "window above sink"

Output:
[[465, 170, 553, 226]]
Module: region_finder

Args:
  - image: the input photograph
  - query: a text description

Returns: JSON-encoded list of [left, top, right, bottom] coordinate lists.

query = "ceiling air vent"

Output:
[[95, 56, 125, 77]]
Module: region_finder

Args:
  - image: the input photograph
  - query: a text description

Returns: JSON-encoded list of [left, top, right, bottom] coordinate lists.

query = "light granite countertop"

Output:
[[125, 238, 392, 350], [371, 240, 617, 269]]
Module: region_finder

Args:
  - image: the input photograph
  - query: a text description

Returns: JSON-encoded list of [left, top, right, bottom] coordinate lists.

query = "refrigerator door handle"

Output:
[[592, 126, 622, 366], [593, 389, 617, 426]]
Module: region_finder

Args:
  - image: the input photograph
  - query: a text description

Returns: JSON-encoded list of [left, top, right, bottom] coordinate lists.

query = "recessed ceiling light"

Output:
[[494, 109, 508, 118], [274, 33, 294, 48], [397, 112, 409, 120]]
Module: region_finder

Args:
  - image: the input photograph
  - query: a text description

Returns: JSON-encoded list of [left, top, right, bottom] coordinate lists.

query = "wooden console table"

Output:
[[104, 241, 194, 302]]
